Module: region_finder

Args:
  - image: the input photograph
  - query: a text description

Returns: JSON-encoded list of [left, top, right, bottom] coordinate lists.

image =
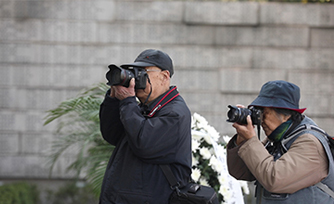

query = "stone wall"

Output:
[[0, 0, 334, 180]]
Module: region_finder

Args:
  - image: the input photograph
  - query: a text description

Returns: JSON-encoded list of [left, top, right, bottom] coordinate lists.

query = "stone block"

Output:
[[116, 2, 184, 22], [311, 29, 334, 48], [12, 87, 74, 112], [0, 66, 11, 86], [98, 23, 215, 45], [0, 155, 50, 178], [252, 48, 334, 70], [260, 3, 308, 25], [172, 70, 219, 91], [38, 20, 97, 43], [221, 48, 254, 69], [24, 112, 47, 132], [0, 110, 59, 132], [21, 133, 53, 154], [167, 46, 224, 69], [0, 133, 19, 154], [19, 89, 55, 110], [0, 1, 14, 18], [167, 46, 253, 69], [4, 1, 115, 21], [306, 4, 334, 27], [310, 117, 334, 135], [288, 70, 334, 95], [0, 112, 16, 131], [0, 19, 41, 41], [219, 68, 286, 93], [216, 26, 309, 47], [181, 91, 221, 113], [0, 88, 12, 109], [0, 43, 121, 65], [184, 2, 258, 25], [219, 93, 259, 110], [260, 3, 334, 27], [300, 93, 333, 116], [0, 43, 37, 64]]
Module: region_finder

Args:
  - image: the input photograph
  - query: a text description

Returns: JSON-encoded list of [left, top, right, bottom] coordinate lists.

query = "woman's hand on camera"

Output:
[[232, 105, 256, 145]]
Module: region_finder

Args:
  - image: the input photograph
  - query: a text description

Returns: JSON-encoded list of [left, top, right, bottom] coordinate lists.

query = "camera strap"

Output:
[[142, 76, 153, 106], [146, 86, 179, 118]]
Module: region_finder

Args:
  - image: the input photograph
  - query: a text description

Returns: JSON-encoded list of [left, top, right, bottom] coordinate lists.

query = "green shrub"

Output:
[[46, 181, 98, 204], [0, 182, 39, 204]]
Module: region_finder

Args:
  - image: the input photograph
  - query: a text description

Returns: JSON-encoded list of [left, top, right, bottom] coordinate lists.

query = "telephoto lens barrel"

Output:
[[226, 105, 261, 125], [106, 65, 134, 87], [226, 105, 251, 125]]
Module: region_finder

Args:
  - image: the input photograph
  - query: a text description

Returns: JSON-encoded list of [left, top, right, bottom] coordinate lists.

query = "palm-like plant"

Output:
[[44, 82, 112, 198]]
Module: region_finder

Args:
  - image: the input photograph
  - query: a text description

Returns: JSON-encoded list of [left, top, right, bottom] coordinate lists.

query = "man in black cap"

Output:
[[99, 49, 192, 203], [226, 80, 334, 204]]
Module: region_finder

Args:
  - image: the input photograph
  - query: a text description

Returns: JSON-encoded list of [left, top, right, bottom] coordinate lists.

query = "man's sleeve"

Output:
[[99, 90, 124, 145]]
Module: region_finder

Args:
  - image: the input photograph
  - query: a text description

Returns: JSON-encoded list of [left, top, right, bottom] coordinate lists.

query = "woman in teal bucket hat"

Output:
[[226, 80, 334, 204]]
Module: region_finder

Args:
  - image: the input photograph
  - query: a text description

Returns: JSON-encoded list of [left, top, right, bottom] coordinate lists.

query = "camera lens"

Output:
[[226, 105, 252, 125], [106, 65, 134, 87], [226, 105, 261, 125]]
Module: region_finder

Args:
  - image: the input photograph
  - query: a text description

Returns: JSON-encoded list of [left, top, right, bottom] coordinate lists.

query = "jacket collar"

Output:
[[141, 86, 179, 117]]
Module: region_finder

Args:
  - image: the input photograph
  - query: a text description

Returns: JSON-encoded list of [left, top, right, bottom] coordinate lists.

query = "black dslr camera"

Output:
[[226, 105, 261, 125], [106, 65, 148, 89]]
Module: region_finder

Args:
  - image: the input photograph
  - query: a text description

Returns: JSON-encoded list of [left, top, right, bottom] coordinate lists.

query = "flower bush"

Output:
[[191, 113, 249, 204]]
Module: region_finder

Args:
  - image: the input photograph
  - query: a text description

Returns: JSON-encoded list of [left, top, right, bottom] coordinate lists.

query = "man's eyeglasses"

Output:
[[145, 68, 161, 72]]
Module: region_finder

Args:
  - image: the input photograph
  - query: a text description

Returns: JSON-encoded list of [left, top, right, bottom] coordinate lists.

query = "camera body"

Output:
[[226, 105, 261, 125], [106, 65, 148, 89]]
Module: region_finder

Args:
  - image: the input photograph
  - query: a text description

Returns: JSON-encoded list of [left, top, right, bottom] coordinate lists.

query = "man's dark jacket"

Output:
[[99, 86, 192, 204]]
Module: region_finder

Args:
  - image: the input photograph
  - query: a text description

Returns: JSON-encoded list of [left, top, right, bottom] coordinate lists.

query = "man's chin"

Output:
[[135, 92, 146, 103]]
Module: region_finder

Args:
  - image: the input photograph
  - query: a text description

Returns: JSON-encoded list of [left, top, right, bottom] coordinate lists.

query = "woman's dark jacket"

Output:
[[99, 86, 192, 204]]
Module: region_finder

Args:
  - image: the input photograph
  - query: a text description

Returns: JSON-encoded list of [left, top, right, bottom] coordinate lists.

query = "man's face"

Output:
[[135, 66, 169, 104]]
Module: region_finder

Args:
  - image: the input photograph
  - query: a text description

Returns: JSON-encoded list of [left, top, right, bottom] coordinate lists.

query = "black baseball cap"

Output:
[[121, 49, 174, 77], [249, 80, 306, 113]]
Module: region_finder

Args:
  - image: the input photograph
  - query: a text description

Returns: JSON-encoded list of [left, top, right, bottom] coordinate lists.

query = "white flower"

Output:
[[206, 125, 220, 142], [219, 185, 231, 199], [192, 155, 198, 167], [203, 132, 213, 145], [199, 178, 209, 186], [199, 147, 212, 160], [218, 174, 228, 185], [190, 113, 249, 203], [191, 168, 201, 182], [192, 139, 200, 152], [192, 112, 208, 126], [209, 156, 224, 173], [222, 135, 232, 144], [191, 130, 206, 141], [239, 181, 250, 195]]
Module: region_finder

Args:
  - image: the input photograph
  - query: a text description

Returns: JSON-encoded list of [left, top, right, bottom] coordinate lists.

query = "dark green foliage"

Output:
[[44, 83, 113, 198], [46, 182, 98, 204], [0, 182, 39, 204]]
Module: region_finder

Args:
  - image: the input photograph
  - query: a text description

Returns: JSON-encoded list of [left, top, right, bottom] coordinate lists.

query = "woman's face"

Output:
[[261, 107, 290, 136]]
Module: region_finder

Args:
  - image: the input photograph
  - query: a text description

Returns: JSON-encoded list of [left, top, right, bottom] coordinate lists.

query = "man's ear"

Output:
[[161, 70, 170, 81]]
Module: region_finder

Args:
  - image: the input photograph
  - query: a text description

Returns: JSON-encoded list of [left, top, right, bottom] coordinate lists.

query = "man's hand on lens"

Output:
[[114, 78, 136, 100]]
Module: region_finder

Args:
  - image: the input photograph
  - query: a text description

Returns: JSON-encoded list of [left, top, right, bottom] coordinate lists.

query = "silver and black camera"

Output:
[[226, 105, 261, 125], [106, 65, 148, 89]]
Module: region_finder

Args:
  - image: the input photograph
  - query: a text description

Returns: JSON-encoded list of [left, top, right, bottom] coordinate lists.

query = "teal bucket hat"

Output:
[[249, 80, 306, 113]]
